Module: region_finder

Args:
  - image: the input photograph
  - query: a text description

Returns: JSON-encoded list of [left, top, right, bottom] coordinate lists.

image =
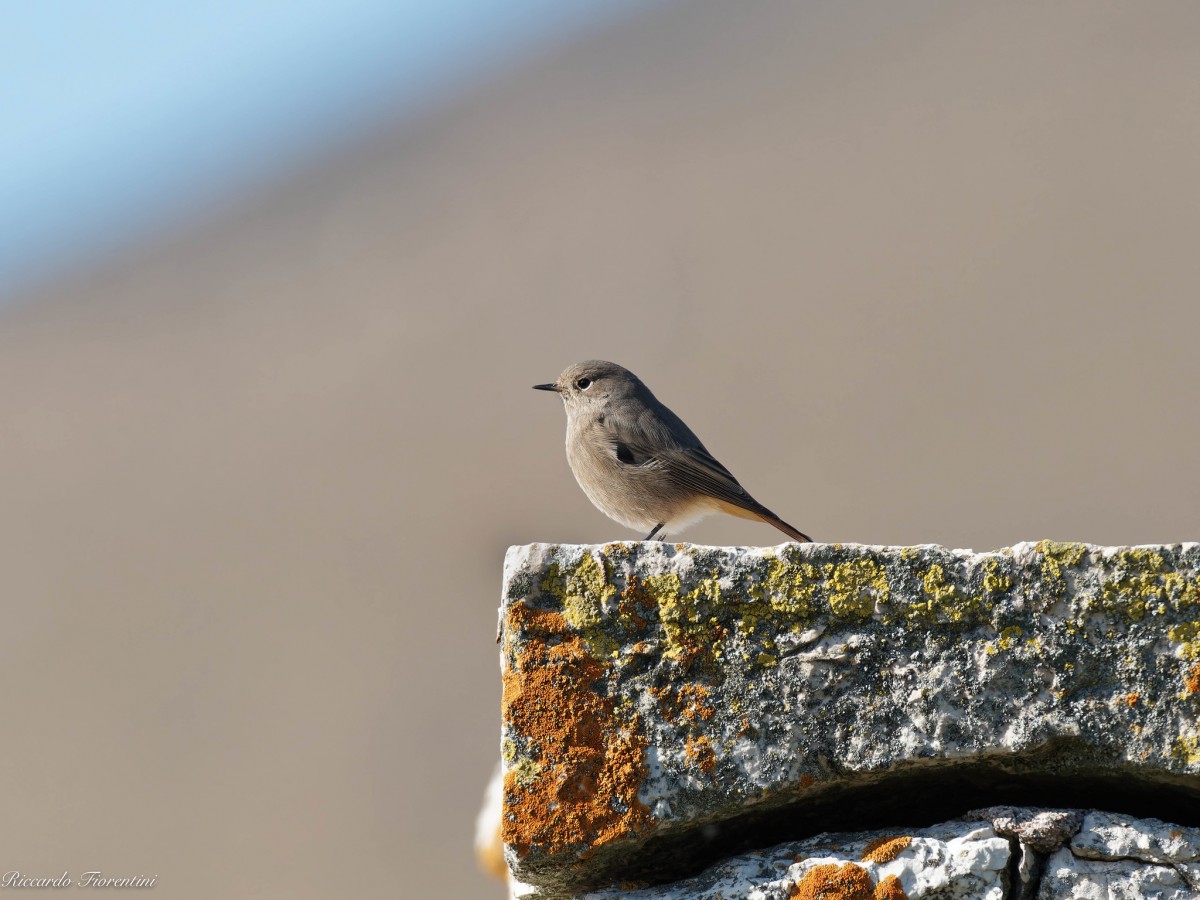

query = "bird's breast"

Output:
[[564, 415, 700, 532]]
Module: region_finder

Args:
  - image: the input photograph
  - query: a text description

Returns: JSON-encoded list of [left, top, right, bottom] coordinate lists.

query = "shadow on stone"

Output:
[[578, 740, 1200, 894]]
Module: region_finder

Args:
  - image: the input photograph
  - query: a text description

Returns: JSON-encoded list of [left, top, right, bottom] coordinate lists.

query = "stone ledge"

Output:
[[498, 541, 1200, 897], [573, 809, 1200, 899]]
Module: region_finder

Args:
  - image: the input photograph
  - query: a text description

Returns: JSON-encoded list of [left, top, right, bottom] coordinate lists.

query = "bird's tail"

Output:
[[715, 499, 813, 543], [758, 511, 813, 543]]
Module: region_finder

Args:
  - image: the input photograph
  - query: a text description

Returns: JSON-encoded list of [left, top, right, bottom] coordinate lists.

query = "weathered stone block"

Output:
[[498, 541, 1200, 897], [582, 820, 1010, 899], [564, 810, 1200, 898], [1039, 811, 1200, 898]]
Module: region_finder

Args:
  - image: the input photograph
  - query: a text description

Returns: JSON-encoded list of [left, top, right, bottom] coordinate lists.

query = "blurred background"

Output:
[[2, 1, 1198, 897]]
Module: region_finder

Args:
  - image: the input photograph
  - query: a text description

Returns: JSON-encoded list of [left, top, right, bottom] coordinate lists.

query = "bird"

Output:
[[533, 360, 812, 543]]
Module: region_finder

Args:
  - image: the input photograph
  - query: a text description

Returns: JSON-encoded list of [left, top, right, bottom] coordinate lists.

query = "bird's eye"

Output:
[[576, 377, 592, 390]]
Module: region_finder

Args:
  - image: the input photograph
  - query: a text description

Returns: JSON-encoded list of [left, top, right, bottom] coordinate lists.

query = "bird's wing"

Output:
[[603, 406, 769, 516], [656, 446, 771, 516]]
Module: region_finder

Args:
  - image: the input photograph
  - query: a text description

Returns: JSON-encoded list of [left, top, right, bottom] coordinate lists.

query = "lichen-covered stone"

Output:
[[578, 820, 1010, 899], [502, 808, 1200, 899], [499, 542, 1200, 896]]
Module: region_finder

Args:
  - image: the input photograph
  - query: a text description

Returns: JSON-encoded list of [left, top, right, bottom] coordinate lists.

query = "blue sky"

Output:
[[0, 0, 654, 300]]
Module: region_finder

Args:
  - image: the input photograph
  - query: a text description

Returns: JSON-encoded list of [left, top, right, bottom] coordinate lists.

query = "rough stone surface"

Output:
[[498, 541, 1200, 896], [970, 806, 1084, 898], [578, 820, 1010, 900], [975, 807, 1083, 854], [507, 810, 1200, 899], [1038, 811, 1200, 898]]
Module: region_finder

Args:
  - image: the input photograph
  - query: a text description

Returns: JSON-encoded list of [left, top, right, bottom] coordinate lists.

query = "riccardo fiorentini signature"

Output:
[[1, 872, 156, 889]]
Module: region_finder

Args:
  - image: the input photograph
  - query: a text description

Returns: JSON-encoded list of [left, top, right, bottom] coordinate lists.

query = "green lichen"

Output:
[[1163, 572, 1200, 611], [643, 572, 728, 666], [982, 558, 1013, 595], [754, 554, 820, 621], [509, 757, 543, 788], [825, 558, 889, 621], [641, 572, 683, 605], [923, 564, 958, 604], [1172, 735, 1200, 767], [542, 553, 619, 657], [997, 625, 1023, 651], [1085, 549, 1200, 624], [1038, 541, 1088, 580], [1169, 622, 1200, 660], [1092, 548, 1167, 622], [904, 562, 983, 626], [1036, 541, 1088, 603]]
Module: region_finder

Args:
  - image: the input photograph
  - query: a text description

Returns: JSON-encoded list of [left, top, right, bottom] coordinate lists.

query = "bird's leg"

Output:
[[643, 523, 666, 541]]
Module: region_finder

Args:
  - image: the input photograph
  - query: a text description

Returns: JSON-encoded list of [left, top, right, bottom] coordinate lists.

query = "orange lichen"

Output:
[[874, 875, 909, 899], [1185, 663, 1200, 695], [649, 682, 715, 724], [684, 735, 716, 773], [790, 862, 908, 899], [860, 836, 912, 864], [677, 683, 716, 722], [617, 575, 657, 630], [501, 602, 653, 859], [1124, 692, 1140, 708], [790, 863, 875, 899]]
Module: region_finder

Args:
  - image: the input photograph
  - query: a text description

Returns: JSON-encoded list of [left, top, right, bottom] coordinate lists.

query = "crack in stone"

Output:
[[1012, 846, 1049, 900], [1002, 836, 1023, 900]]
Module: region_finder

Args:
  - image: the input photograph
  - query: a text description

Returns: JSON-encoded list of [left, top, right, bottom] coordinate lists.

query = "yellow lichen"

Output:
[[1168, 622, 1200, 660], [1037, 541, 1088, 581], [509, 757, 542, 787], [904, 563, 983, 625], [825, 558, 889, 621], [1094, 549, 1166, 622], [541, 553, 620, 657], [922, 564, 956, 604], [756, 554, 821, 620], [1172, 735, 1200, 766], [643, 571, 729, 669], [982, 558, 1013, 595], [996, 625, 1023, 651]]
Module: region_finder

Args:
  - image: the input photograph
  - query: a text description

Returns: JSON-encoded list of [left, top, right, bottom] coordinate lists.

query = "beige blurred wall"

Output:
[[1, 1, 1198, 897]]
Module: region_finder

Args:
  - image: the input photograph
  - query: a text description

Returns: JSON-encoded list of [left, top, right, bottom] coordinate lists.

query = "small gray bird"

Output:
[[534, 360, 812, 543]]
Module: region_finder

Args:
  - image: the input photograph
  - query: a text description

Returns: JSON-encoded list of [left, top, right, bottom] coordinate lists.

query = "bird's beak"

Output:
[[532, 383, 560, 392]]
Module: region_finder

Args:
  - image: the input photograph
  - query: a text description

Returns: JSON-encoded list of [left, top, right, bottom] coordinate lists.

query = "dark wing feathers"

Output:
[[604, 402, 770, 517], [659, 447, 771, 516], [602, 395, 812, 542], [614, 441, 637, 465]]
